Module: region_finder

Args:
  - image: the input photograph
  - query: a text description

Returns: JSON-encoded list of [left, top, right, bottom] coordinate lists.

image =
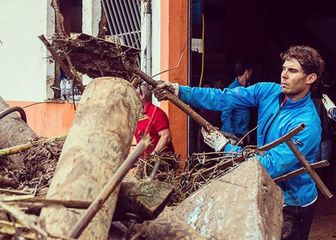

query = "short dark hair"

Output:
[[235, 60, 253, 76], [280, 45, 325, 80]]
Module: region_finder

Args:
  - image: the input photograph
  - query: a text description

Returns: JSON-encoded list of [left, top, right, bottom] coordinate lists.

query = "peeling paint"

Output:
[[187, 195, 204, 228]]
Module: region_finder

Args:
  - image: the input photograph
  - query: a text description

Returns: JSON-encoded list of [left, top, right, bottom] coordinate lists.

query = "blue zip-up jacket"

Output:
[[179, 82, 321, 206], [221, 78, 250, 135]]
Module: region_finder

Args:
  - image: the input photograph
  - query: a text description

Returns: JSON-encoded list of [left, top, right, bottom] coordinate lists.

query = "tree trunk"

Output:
[[0, 97, 37, 164], [39, 77, 141, 239]]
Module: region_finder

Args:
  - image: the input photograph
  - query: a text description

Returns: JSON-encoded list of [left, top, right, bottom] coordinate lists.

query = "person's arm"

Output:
[[225, 122, 321, 178], [178, 82, 278, 112], [153, 129, 172, 154]]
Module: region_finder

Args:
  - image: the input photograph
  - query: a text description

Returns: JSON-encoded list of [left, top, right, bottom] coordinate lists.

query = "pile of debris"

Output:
[[0, 20, 284, 238]]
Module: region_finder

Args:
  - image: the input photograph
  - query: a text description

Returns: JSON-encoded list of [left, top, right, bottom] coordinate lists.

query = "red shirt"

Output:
[[135, 102, 174, 156]]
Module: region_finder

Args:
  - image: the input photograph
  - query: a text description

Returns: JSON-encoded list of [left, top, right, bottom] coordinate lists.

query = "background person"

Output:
[[221, 60, 253, 140], [134, 81, 174, 157]]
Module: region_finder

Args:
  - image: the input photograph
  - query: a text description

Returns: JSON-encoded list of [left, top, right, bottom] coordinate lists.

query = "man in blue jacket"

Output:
[[154, 45, 325, 240], [221, 60, 253, 139]]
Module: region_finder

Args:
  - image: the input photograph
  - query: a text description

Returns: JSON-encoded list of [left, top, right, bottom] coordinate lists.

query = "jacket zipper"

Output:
[[262, 109, 282, 145], [262, 95, 287, 145]]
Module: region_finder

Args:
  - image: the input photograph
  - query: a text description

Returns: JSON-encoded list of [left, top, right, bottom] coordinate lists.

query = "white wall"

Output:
[[82, 0, 102, 36], [141, 1, 161, 106], [0, 1, 49, 102], [151, 1, 161, 81]]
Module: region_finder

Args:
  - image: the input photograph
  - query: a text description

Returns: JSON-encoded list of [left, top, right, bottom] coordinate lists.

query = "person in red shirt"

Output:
[[134, 81, 174, 157]]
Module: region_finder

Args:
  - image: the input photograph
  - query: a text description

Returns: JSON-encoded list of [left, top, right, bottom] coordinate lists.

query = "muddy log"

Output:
[[39, 77, 141, 239], [0, 97, 37, 164]]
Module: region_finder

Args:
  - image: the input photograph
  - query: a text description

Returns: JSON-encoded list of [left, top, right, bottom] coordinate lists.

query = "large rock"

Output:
[[146, 159, 283, 239]]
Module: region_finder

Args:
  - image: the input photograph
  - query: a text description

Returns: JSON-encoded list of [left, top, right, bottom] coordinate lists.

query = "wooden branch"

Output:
[[0, 135, 66, 156], [4, 197, 90, 210], [133, 68, 218, 132], [258, 123, 305, 151], [51, 0, 68, 38], [0, 188, 32, 196], [68, 135, 151, 239], [38, 35, 85, 93], [286, 140, 333, 199], [274, 160, 329, 183]]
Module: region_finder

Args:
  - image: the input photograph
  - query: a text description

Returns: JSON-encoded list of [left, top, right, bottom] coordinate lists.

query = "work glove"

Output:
[[152, 81, 179, 101], [322, 94, 335, 119], [201, 127, 229, 152]]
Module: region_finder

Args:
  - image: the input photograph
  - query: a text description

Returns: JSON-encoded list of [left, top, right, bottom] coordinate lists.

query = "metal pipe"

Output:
[[146, 1, 152, 76], [0, 106, 27, 123]]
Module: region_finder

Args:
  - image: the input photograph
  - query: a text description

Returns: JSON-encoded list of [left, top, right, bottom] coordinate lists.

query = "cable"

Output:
[[0, 106, 27, 123], [199, 13, 205, 87]]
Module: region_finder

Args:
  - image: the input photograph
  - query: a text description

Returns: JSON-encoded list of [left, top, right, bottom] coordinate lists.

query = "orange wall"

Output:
[[8, 101, 75, 137], [161, 1, 189, 160]]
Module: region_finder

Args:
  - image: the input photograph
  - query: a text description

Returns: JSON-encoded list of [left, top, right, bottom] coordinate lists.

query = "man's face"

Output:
[[136, 82, 151, 101], [280, 58, 316, 100]]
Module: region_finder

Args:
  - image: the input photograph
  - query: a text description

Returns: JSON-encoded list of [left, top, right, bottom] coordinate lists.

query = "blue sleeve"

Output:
[[224, 122, 320, 178], [179, 82, 278, 111]]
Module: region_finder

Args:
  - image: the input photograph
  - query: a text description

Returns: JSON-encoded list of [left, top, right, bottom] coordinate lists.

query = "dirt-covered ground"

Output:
[[309, 194, 336, 239]]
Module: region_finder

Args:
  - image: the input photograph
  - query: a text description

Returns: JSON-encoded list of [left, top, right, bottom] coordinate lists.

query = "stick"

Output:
[[274, 160, 329, 183], [68, 135, 151, 239], [0, 135, 66, 156], [286, 140, 333, 199], [0, 188, 32, 195], [4, 197, 90, 210], [132, 68, 217, 132], [258, 123, 305, 151], [38, 35, 85, 93]]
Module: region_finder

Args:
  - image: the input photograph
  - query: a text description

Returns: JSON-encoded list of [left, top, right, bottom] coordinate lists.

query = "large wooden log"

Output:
[[145, 159, 283, 239], [0, 97, 37, 163], [39, 77, 141, 239]]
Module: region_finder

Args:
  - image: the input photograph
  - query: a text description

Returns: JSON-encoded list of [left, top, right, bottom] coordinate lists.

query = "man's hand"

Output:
[[201, 127, 229, 152], [152, 81, 179, 101], [322, 94, 335, 118]]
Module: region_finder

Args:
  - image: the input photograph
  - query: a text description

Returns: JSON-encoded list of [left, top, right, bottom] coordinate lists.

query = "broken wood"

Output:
[[3, 197, 90, 210], [39, 35, 84, 94], [286, 140, 333, 199], [0, 135, 66, 156], [47, 33, 223, 135], [68, 136, 150, 238], [39, 77, 141, 240], [274, 160, 329, 183]]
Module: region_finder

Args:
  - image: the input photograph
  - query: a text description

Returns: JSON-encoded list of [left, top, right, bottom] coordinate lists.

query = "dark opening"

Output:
[[189, 0, 336, 189]]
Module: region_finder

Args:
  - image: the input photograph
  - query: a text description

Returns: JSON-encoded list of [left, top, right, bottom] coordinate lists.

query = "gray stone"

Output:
[[173, 159, 283, 240]]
